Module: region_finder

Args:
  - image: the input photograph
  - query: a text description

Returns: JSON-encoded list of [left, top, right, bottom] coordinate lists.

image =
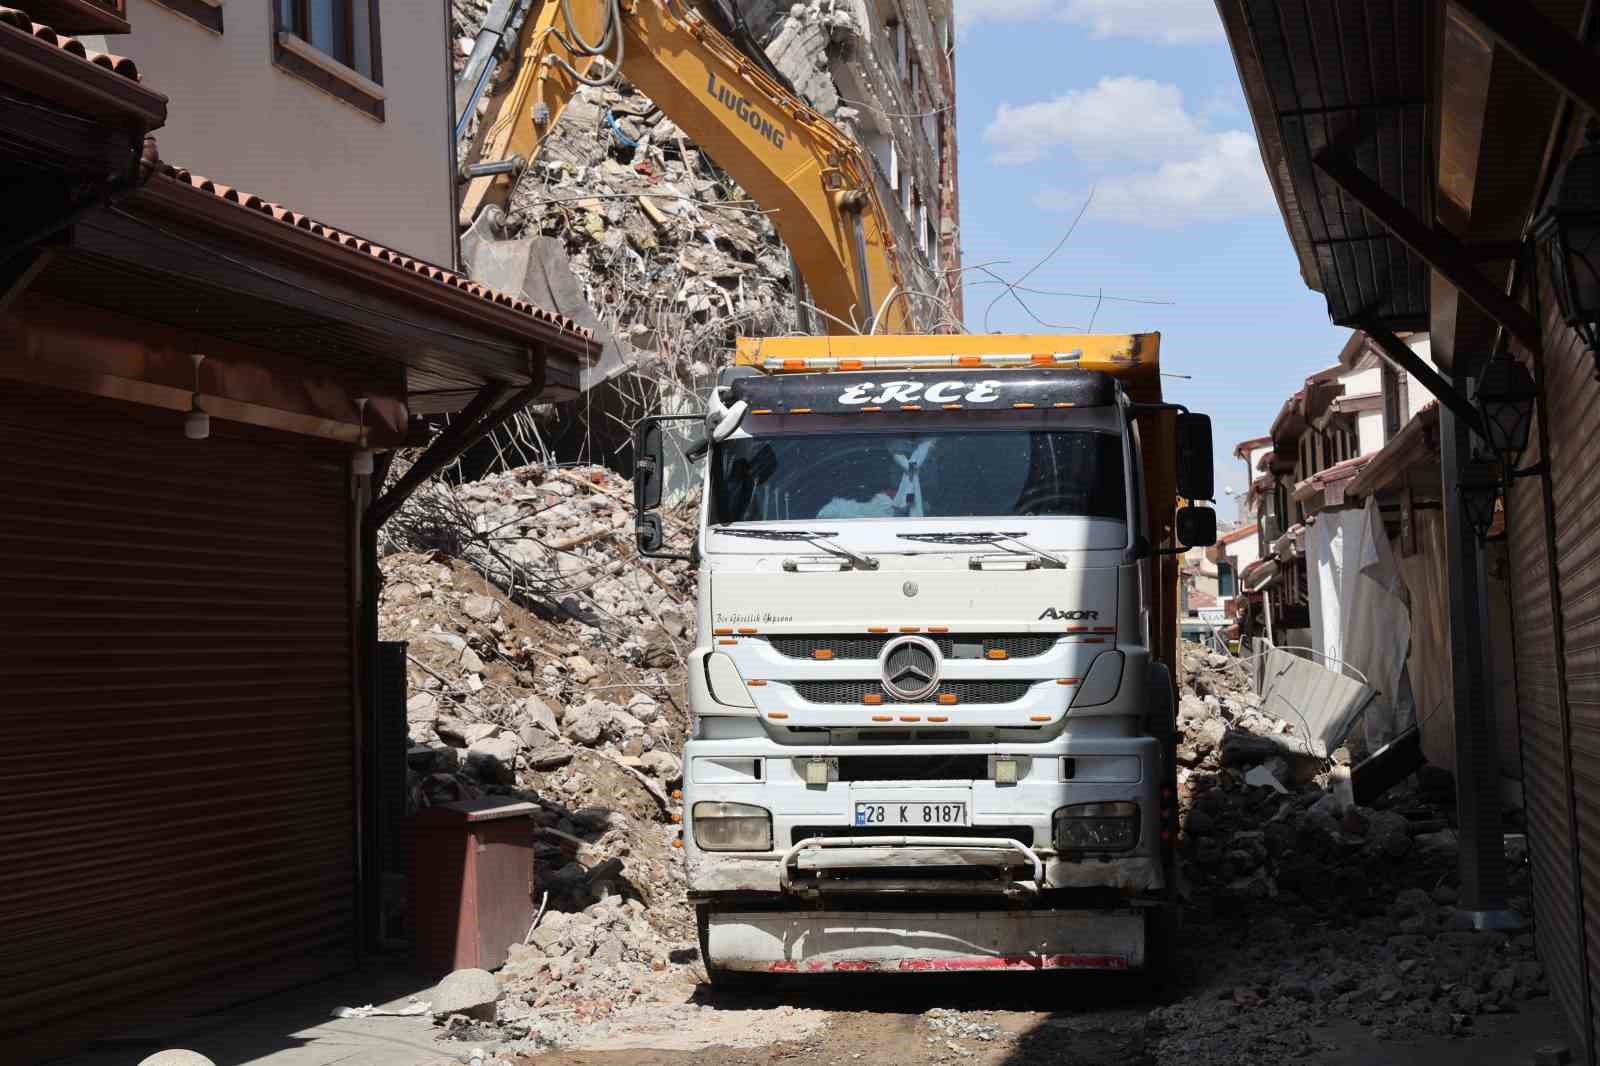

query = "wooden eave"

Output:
[[1217, 0, 1435, 331]]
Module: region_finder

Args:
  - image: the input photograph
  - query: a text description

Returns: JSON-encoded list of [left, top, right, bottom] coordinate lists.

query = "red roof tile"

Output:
[[0, 6, 139, 79], [155, 162, 592, 342]]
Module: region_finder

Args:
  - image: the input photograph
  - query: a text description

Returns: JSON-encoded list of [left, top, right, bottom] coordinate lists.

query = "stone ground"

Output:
[[57, 962, 1568, 1066]]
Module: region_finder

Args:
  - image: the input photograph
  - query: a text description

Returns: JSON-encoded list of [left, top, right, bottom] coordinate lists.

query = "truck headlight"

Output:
[[1053, 801, 1140, 852], [692, 801, 773, 851]]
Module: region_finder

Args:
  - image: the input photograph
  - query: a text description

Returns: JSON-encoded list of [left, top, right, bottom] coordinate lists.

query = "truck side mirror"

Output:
[[634, 421, 664, 512], [1176, 505, 1217, 548], [635, 512, 665, 554], [1175, 413, 1214, 502]]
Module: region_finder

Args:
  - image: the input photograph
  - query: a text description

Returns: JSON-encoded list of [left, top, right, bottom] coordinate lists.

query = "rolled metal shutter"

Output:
[[1505, 349, 1587, 1060], [1528, 278, 1600, 1059], [0, 390, 357, 1061]]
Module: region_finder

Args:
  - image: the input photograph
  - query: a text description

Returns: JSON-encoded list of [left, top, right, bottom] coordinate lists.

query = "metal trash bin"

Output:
[[410, 797, 537, 974]]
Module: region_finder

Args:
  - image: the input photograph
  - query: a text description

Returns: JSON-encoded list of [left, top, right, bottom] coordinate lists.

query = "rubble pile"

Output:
[[452, 1, 798, 386], [382, 462, 700, 971], [502, 82, 798, 372], [1161, 643, 1544, 1064]]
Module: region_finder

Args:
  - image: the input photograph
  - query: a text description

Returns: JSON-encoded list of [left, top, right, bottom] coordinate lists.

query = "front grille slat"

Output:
[[765, 634, 1060, 660], [791, 679, 1034, 704]]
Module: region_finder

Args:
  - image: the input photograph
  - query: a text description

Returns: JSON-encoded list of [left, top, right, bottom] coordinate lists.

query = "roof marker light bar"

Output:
[[759, 350, 1090, 372]]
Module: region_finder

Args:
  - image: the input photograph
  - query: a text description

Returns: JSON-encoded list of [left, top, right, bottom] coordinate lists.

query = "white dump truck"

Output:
[[632, 332, 1216, 978]]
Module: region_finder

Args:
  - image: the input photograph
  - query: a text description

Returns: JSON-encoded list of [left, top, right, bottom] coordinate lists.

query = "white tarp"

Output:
[[1306, 498, 1413, 748]]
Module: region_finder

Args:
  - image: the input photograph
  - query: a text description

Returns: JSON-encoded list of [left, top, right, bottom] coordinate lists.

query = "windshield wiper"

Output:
[[897, 531, 1066, 569], [716, 528, 880, 571]]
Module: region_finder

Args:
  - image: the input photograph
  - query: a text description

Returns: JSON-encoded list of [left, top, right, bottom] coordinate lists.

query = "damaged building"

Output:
[[450, 0, 961, 468]]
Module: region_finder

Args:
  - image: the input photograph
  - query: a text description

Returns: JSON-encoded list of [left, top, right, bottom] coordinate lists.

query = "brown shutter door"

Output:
[[1506, 372, 1587, 1060], [0, 390, 357, 1062], [1527, 272, 1600, 1059]]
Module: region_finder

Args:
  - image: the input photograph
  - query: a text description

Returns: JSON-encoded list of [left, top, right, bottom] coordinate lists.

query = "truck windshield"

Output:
[[713, 429, 1126, 523]]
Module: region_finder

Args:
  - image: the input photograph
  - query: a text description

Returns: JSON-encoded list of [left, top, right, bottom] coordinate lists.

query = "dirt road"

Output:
[[507, 964, 1564, 1066]]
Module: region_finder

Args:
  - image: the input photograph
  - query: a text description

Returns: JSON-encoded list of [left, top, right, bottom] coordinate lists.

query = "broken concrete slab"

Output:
[[430, 968, 499, 1021]]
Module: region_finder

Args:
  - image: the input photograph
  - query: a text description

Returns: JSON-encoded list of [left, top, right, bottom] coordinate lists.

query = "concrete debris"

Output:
[[380, 458, 698, 1043], [924, 1008, 1001, 1043], [430, 968, 501, 1022], [1165, 642, 1544, 1065], [453, 13, 800, 466]]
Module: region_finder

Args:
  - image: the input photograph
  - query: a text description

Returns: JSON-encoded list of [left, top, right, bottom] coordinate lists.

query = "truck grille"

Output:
[[790, 679, 1034, 705], [791, 825, 1033, 846], [764, 634, 1060, 660]]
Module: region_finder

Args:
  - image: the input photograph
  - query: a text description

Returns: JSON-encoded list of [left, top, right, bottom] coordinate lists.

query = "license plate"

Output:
[[854, 801, 969, 827]]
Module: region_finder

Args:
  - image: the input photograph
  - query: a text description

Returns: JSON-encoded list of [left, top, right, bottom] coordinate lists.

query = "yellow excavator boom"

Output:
[[460, 0, 914, 334]]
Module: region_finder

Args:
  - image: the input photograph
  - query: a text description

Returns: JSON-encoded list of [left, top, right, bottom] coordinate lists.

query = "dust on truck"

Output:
[[632, 332, 1217, 978]]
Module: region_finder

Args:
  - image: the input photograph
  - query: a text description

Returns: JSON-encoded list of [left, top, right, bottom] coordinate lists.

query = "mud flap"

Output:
[[704, 909, 1146, 974]]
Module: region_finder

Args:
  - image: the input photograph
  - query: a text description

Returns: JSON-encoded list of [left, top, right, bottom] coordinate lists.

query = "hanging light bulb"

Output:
[[352, 397, 375, 475], [185, 353, 210, 440]]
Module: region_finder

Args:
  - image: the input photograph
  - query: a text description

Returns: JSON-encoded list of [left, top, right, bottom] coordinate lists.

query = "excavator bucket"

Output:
[[460, 210, 636, 392]]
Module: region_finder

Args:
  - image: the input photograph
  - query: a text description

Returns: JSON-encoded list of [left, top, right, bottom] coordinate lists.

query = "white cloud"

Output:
[[983, 77, 1207, 166], [983, 76, 1272, 228], [1035, 131, 1273, 227], [958, 0, 1224, 45]]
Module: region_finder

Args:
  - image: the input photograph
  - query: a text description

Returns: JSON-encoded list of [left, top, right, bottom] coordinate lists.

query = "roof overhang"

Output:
[[1217, 0, 1434, 333], [0, 13, 163, 138], [26, 172, 599, 415], [1269, 389, 1305, 442], [1233, 434, 1271, 459], [1345, 403, 1442, 499]]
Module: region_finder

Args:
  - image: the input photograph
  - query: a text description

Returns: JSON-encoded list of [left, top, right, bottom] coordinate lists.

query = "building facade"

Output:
[[82, 0, 456, 264], [761, 0, 960, 326]]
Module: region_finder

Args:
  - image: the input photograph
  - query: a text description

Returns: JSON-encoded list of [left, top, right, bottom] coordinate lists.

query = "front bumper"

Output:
[[684, 735, 1165, 896], [705, 907, 1146, 973]]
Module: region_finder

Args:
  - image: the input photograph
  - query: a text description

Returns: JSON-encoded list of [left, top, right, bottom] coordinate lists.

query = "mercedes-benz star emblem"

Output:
[[879, 635, 941, 702], [902, 581, 919, 598]]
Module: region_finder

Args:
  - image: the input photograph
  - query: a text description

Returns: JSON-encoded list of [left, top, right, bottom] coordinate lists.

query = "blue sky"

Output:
[[953, 0, 1349, 519]]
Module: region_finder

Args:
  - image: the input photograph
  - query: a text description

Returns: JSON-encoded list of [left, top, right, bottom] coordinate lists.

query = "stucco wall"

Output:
[[1357, 409, 1385, 455], [120, 0, 454, 265], [1404, 336, 1438, 421]]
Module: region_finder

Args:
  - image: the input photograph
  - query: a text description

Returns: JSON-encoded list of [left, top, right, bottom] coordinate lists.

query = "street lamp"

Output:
[[1536, 120, 1600, 378], [1458, 458, 1503, 542], [1474, 352, 1537, 463]]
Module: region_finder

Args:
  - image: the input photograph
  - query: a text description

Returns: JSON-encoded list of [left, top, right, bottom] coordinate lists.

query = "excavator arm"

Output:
[[457, 0, 913, 334]]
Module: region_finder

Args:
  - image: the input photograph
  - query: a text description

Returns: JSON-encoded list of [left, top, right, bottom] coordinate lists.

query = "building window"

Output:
[[916, 197, 928, 254], [273, 0, 385, 119], [1218, 561, 1236, 598]]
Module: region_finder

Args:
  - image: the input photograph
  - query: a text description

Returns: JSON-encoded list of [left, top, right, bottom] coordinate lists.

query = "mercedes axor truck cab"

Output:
[[632, 333, 1216, 979]]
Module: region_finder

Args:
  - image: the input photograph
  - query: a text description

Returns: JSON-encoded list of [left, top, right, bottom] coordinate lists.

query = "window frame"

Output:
[[272, 0, 385, 120]]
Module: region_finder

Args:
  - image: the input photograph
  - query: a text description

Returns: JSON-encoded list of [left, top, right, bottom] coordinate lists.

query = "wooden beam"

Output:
[[367, 382, 511, 530], [1364, 326, 1486, 440], [366, 362, 547, 532], [1450, 0, 1600, 119], [1314, 149, 1542, 353]]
